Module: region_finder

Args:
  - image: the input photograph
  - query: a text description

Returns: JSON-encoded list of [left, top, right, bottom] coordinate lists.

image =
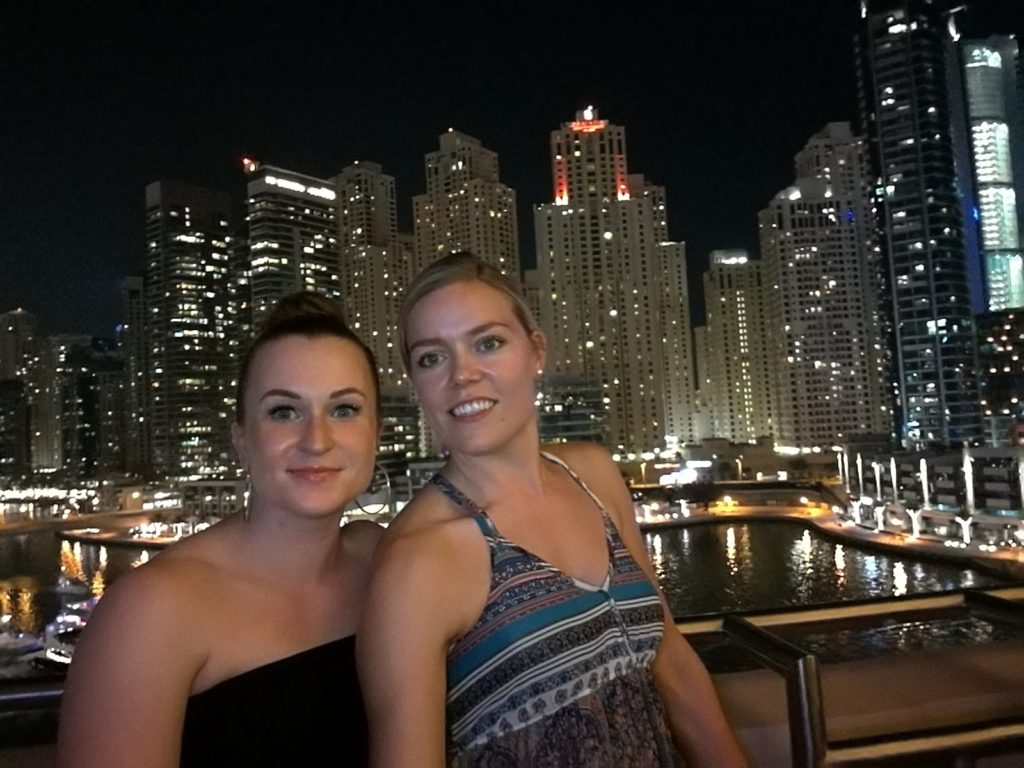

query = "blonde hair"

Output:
[[398, 252, 539, 372]]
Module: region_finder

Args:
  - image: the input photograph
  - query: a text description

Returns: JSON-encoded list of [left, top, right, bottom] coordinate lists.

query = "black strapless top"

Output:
[[180, 634, 367, 767]]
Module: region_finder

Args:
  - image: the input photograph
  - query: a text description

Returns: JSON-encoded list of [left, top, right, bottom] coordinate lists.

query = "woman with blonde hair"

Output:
[[359, 252, 748, 767]]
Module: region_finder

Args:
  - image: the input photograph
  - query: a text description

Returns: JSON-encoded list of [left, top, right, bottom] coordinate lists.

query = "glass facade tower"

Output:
[[856, 0, 983, 447]]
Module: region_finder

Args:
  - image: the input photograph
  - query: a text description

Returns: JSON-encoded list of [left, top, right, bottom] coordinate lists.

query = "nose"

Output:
[[301, 413, 333, 453], [451, 351, 480, 387]]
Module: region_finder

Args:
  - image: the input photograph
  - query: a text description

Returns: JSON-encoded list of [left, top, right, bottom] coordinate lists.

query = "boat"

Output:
[[0, 615, 43, 660], [41, 597, 96, 666]]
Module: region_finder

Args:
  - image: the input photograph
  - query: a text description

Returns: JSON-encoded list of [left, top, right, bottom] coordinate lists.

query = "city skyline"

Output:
[[6, 1, 1018, 338]]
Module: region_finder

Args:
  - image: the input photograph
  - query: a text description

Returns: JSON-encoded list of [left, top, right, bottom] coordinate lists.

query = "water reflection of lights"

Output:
[[834, 545, 846, 578], [788, 529, 814, 577], [893, 562, 908, 596], [725, 527, 737, 574], [651, 534, 664, 577]]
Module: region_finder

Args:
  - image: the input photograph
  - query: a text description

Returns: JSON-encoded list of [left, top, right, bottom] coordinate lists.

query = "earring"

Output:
[[353, 462, 393, 516], [242, 475, 252, 522]]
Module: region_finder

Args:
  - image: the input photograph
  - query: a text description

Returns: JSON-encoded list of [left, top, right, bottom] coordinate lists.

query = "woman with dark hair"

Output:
[[359, 252, 748, 767], [58, 291, 383, 767]]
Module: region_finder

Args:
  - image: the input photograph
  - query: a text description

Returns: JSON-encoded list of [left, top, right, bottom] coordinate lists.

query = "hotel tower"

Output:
[[535, 107, 694, 453]]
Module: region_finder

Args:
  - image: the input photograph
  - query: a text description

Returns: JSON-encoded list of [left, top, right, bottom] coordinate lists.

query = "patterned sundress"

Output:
[[437, 452, 681, 767]]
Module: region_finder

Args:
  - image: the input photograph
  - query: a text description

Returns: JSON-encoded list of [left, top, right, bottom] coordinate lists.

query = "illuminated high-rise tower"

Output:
[[335, 161, 414, 389], [413, 129, 519, 275], [244, 160, 341, 329], [760, 123, 890, 446], [535, 107, 694, 452], [960, 34, 1023, 310], [0, 309, 35, 381], [856, 0, 982, 447], [119, 276, 148, 475], [700, 251, 773, 443], [144, 181, 234, 479]]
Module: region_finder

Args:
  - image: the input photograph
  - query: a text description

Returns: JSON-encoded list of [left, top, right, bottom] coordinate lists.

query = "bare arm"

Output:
[[356, 513, 487, 768], [56, 564, 206, 768], [552, 443, 750, 767]]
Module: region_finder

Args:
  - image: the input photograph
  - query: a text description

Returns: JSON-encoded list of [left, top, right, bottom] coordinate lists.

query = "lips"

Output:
[[450, 398, 496, 417], [288, 467, 340, 481]]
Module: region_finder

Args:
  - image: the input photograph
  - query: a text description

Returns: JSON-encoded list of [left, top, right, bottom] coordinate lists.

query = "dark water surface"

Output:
[[0, 516, 1020, 680], [645, 519, 1010, 618]]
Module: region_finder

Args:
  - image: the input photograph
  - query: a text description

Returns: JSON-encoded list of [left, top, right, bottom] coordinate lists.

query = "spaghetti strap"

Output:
[[540, 450, 606, 511], [430, 474, 495, 537]]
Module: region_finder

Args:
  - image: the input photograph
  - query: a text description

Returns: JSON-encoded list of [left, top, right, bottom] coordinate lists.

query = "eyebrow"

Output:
[[258, 387, 366, 402], [407, 321, 511, 354]]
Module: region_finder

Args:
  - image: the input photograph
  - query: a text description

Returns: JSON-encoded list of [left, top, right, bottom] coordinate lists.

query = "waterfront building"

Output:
[[0, 309, 38, 476], [335, 162, 415, 389], [243, 161, 341, 329], [976, 309, 1024, 445], [413, 129, 519, 276], [179, 478, 245, 518], [537, 372, 608, 445], [118, 277, 148, 476], [535, 107, 693, 452], [144, 181, 235, 479], [58, 343, 127, 479], [28, 334, 91, 473], [378, 387, 422, 478], [960, 34, 1024, 310], [0, 308, 35, 381], [521, 267, 543, 328], [759, 123, 891, 447], [0, 380, 30, 480], [843, 442, 1024, 547], [691, 325, 715, 441], [700, 250, 774, 443], [855, 0, 983, 448]]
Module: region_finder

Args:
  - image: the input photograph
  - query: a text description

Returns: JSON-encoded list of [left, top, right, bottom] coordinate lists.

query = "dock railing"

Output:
[[707, 586, 1024, 767]]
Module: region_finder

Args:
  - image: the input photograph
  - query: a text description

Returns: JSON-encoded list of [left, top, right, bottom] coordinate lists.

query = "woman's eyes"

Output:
[[416, 351, 443, 369], [267, 404, 300, 421], [331, 403, 361, 419], [476, 335, 504, 353], [417, 337, 504, 367], [265, 403, 361, 420]]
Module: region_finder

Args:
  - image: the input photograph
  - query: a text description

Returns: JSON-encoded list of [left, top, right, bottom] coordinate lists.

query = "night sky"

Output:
[[2, 1, 1020, 338]]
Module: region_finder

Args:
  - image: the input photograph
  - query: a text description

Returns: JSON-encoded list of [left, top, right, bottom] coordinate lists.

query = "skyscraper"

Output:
[[335, 161, 414, 389], [760, 123, 890, 446], [244, 160, 341, 329], [700, 251, 774, 443], [119, 276, 148, 475], [413, 129, 519, 275], [535, 107, 693, 453], [960, 34, 1023, 310], [0, 309, 35, 381], [144, 181, 234, 479], [856, 0, 983, 447], [335, 162, 421, 473], [976, 309, 1024, 444]]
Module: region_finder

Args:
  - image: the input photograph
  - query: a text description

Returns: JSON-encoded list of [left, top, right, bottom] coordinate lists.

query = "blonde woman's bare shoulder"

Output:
[[381, 480, 464, 537]]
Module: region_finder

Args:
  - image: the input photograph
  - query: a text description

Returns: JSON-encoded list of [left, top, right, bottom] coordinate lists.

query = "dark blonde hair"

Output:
[[398, 252, 539, 372], [235, 291, 380, 422]]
